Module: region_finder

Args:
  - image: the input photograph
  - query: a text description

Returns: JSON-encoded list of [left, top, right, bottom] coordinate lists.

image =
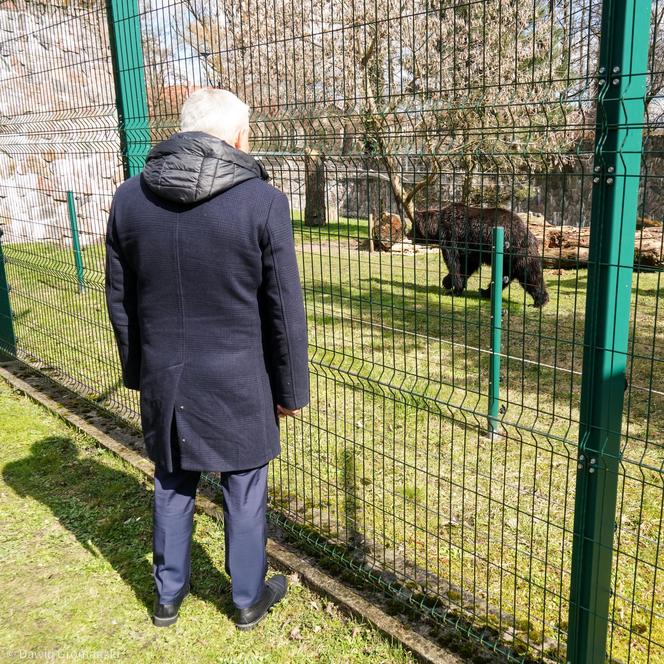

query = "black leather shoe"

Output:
[[235, 575, 288, 631], [152, 582, 190, 627]]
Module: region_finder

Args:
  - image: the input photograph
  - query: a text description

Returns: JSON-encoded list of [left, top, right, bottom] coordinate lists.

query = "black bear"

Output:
[[406, 203, 549, 307]]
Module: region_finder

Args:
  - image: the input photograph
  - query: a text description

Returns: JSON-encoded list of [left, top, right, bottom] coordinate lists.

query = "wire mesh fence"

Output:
[[0, 0, 662, 661]]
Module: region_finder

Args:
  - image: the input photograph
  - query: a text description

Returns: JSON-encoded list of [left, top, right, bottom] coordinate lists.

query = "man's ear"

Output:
[[234, 125, 249, 151], [233, 127, 242, 149]]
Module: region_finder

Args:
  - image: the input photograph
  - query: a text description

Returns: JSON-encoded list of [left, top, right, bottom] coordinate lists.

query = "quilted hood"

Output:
[[141, 130, 270, 204]]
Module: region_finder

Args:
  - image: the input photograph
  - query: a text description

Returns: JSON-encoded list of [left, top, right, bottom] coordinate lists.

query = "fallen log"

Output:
[[518, 214, 664, 270]]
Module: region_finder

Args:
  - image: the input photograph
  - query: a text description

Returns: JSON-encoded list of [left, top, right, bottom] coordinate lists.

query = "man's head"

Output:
[[180, 88, 250, 152]]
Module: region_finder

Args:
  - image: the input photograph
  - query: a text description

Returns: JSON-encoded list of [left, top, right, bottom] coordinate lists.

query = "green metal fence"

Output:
[[0, 0, 662, 661]]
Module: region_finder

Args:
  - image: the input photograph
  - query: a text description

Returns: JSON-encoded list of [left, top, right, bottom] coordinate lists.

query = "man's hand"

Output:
[[276, 404, 301, 418]]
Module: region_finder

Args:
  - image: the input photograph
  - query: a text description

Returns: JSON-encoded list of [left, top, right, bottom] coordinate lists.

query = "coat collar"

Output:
[[142, 130, 270, 204]]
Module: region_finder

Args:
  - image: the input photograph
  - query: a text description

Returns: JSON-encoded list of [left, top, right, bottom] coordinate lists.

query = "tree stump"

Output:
[[372, 212, 406, 251], [304, 147, 326, 227]]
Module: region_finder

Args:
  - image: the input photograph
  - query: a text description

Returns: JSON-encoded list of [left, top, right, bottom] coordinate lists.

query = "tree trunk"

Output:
[[304, 147, 326, 227], [460, 148, 476, 204], [342, 119, 354, 155]]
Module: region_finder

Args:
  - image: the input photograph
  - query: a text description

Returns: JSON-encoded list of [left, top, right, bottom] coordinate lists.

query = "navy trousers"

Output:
[[152, 417, 269, 609]]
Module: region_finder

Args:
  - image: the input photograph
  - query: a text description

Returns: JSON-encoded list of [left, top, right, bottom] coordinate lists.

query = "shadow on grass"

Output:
[[2, 434, 236, 623], [96, 375, 127, 404], [12, 307, 32, 323], [305, 266, 663, 444]]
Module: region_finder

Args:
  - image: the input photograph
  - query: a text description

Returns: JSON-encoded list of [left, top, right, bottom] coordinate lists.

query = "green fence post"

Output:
[[487, 226, 504, 435], [566, 0, 652, 661], [0, 229, 16, 359], [67, 191, 85, 293], [106, 0, 151, 178]]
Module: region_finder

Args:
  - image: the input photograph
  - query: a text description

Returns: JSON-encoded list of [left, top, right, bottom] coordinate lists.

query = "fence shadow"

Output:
[[2, 434, 236, 623]]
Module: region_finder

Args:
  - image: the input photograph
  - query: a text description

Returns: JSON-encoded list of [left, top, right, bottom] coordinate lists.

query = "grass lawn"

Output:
[[2, 215, 662, 662], [0, 379, 416, 664]]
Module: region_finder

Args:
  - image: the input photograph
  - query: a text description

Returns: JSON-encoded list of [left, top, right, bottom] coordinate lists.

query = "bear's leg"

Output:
[[479, 257, 512, 299], [441, 245, 464, 294], [459, 251, 481, 291], [514, 257, 549, 307]]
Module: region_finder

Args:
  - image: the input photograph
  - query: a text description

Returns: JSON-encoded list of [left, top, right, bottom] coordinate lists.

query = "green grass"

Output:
[[291, 210, 370, 244], [2, 221, 663, 662], [0, 381, 416, 664]]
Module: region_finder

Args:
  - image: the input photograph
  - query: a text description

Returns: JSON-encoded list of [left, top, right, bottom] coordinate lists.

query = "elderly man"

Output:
[[104, 88, 309, 630]]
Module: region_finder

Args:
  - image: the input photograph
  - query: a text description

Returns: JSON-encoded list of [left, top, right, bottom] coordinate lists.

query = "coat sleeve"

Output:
[[104, 196, 141, 391], [259, 191, 310, 410]]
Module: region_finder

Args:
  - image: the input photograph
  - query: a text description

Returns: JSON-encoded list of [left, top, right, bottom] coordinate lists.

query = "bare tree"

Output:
[[161, 0, 659, 221], [142, 1, 192, 139]]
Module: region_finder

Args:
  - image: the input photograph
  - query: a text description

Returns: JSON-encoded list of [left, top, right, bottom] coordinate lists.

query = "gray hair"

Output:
[[180, 88, 250, 144]]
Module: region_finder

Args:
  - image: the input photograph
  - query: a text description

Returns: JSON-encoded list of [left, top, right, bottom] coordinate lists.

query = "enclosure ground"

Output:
[[0, 378, 426, 664], [3, 229, 662, 662]]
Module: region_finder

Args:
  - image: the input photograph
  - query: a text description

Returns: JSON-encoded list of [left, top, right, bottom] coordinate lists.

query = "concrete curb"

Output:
[[0, 363, 464, 664]]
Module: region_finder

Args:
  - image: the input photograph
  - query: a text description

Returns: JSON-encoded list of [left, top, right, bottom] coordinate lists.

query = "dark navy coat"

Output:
[[105, 131, 310, 472]]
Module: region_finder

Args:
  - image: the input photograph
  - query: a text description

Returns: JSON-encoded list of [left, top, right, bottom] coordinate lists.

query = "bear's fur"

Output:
[[406, 203, 550, 307]]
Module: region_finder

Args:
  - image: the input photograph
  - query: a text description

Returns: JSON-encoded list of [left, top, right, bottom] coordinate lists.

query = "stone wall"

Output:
[[0, 2, 123, 246], [282, 143, 664, 228], [381, 160, 598, 226]]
